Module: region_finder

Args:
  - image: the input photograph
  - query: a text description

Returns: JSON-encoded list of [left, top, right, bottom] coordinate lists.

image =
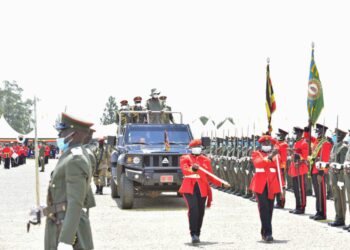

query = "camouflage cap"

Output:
[[55, 112, 94, 132]]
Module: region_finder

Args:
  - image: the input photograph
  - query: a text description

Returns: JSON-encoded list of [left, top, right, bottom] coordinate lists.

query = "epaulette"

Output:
[[71, 147, 83, 156]]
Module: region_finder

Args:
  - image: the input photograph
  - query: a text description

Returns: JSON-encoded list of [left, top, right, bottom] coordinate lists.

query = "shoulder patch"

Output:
[[71, 147, 83, 156]]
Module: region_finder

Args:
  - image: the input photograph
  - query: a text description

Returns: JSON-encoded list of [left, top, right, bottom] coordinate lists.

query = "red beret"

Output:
[[134, 96, 142, 102], [258, 135, 277, 145], [189, 139, 202, 148], [120, 100, 128, 105], [159, 96, 167, 100]]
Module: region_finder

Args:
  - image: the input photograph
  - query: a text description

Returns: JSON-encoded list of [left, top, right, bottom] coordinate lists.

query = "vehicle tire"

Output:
[[110, 177, 120, 198], [120, 173, 134, 209], [177, 192, 183, 197]]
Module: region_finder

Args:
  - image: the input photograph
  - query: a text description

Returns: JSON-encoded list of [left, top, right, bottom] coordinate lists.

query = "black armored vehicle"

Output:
[[111, 111, 193, 209]]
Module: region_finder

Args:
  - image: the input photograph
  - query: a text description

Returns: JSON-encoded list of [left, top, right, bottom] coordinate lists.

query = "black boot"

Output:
[[95, 185, 100, 194], [99, 186, 103, 195]]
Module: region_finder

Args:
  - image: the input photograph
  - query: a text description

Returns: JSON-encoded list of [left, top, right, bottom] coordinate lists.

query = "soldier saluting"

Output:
[[44, 113, 95, 250]]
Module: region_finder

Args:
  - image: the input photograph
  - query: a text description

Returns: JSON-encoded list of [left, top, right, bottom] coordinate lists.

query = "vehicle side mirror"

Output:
[[201, 137, 211, 147]]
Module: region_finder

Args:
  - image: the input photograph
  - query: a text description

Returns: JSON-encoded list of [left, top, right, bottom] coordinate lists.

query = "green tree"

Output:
[[0, 80, 33, 134], [100, 96, 118, 125]]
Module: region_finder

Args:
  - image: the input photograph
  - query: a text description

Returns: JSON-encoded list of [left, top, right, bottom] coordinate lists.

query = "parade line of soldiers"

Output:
[[207, 124, 350, 231]]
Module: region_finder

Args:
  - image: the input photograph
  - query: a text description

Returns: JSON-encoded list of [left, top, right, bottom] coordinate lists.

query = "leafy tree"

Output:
[[100, 96, 118, 125], [0, 80, 34, 134]]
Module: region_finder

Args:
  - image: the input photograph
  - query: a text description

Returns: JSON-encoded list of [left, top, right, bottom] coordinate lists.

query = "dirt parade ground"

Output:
[[0, 159, 350, 250]]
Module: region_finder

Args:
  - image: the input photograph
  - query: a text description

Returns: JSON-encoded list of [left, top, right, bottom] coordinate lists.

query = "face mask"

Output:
[[56, 132, 75, 152], [56, 138, 70, 152], [121, 105, 128, 110], [135, 103, 141, 107], [261, 145, 272, 152], [153, 94, 159, 99], [191, 147, 202, 155], [332, 135, 337, 144]]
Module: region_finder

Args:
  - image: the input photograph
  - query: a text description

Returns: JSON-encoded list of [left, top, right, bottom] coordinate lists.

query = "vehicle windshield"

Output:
[[125, 126, 191, 145]]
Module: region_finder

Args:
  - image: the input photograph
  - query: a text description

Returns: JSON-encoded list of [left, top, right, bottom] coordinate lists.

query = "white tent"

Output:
[[25, 115, 58, 139], [190, 118, 206, 139], [202, 118, 217, 137], [93, 123, 118, 138], [0, 116, 24, 140], [216, 118, 236, 137]]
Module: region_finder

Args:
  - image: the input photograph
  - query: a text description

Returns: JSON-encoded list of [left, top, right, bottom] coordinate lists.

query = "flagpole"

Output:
[[307, 42, 315, 179]]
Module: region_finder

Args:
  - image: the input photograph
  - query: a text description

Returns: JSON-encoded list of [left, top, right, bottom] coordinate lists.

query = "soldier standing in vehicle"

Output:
[[159, 95, 175, 124], [131, 96, 147, 123], [44, 112, 95, 250], [116, 100, 131, 126], [146, 88, 163, 124]]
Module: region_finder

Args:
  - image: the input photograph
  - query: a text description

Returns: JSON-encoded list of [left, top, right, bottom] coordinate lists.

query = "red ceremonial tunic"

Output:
[[288, 138, 309, 177], [179, 154, 222, 207], [249, 150, 282, 200], [2, 147, 13, 158], [45, 146, 50, 157], [311, 139, 332, 174], [276, 141, 288, 169]]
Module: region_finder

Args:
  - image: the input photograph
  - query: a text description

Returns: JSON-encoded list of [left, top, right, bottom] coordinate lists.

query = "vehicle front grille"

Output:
[[142, 155, 181, 167]]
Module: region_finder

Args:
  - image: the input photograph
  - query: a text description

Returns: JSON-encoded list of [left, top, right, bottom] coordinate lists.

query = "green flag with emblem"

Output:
[[307, 44, 324, 126]]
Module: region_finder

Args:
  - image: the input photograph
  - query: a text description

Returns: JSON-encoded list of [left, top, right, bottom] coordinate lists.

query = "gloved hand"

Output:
[[57, 242, 73, 250], [222, 183, 231, 189], [191, 164, 199, 172]]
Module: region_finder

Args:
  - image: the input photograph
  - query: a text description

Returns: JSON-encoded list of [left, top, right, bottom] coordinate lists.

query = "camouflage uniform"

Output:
[[94, 143, 112, 195]]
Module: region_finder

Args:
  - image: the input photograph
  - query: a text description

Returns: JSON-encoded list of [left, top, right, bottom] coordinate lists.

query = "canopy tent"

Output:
[[25, 113, 58, 141], [190, 118, 206, 139], [216, 117, 236, 137], [202, 118, 216, 138], [0, 116, 25, 142]]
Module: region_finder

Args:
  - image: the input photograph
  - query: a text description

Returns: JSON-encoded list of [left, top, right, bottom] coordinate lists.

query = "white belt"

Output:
[[184, 174, 200, 179], [255, 168, 276, 173], [330, 163, 343, 170]]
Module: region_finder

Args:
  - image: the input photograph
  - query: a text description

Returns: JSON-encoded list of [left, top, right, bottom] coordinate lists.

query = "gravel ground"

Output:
[[1, 159, 350, 250]]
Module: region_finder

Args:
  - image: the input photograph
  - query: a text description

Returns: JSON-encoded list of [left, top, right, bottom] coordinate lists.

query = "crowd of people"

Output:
[[0, 142, 58, 170]]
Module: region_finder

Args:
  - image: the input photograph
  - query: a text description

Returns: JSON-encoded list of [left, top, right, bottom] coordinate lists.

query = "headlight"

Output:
[[126, 156, 141, 164], [133, 156, 141, 164]]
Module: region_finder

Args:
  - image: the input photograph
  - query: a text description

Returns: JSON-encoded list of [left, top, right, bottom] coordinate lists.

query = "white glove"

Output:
[[57, 242, 73, 250]]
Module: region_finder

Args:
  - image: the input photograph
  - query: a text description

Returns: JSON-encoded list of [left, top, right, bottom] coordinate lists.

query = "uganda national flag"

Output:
[[265, 61, 276, 134], [164, 130, 170, 152], [307, 45, 324, 126]]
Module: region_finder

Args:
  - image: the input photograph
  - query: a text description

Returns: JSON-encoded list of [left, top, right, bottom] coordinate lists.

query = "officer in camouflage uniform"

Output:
[[94, 138, 112, 195], [131, 96, 147, 123], [159, 96, 175, 124], [39, 142, 46, 172], [44, 112, 95, 250], [146, 88, 163, 124], [328, 128, 348, 227]]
